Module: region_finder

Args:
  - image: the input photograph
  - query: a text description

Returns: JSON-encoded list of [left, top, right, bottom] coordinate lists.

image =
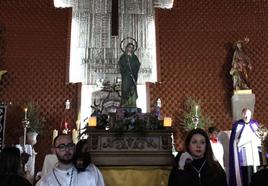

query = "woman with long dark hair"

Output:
[[168, 128, 227, 186]]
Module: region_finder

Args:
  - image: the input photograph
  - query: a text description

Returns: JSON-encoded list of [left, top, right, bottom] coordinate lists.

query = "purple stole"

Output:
[[229, 119, 258, 186]]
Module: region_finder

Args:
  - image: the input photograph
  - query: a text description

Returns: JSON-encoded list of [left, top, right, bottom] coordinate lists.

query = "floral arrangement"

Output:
[[179, 97, 213, 131], [24, 102, 45, 134], [80, 107, 164, 137]]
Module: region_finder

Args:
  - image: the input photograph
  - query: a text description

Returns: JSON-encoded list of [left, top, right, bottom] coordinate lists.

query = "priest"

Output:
[[229, 108, 261, 186]]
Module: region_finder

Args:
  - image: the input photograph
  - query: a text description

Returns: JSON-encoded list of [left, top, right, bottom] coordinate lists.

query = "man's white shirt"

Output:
[[36, 163, 105, 186]]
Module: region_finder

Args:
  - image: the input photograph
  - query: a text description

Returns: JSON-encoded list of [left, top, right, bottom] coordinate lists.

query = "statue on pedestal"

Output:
[[230, 37, 252, 91], [119, 37, 140, 108]]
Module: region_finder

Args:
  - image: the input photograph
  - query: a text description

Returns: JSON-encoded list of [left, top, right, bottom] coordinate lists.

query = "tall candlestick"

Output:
[[23, 125, 26, 147], [195, 105, 198, 116]]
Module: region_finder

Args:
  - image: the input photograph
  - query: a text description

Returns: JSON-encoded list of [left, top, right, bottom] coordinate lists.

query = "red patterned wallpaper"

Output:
[[151, 0, 268, 145], [0, 0, 80, 172], [1, 0, 268, 176]]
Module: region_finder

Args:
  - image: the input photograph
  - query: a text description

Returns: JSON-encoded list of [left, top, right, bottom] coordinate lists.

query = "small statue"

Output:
[[230, 37, 252, 90]]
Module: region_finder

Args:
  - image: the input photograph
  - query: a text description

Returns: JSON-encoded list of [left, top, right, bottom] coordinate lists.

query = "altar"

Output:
[[86, 84, 174, 185], [87, 129, 173, 166], [87, 128, 173, 186], [100, 165, 171, 186]]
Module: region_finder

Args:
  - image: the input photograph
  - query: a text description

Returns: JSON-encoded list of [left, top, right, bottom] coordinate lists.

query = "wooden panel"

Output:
[[87, 129, 173, 166]]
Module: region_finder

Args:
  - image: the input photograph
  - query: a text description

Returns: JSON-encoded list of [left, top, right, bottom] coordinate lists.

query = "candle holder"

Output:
[[192, 115, 199, 129], [22, 117, 30, 163], [61, 119, 71, 134], [62, 126, 70, 134]]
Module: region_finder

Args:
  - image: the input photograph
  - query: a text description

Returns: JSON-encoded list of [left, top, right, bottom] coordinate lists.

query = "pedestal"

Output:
[[231, 90, 255, 121]]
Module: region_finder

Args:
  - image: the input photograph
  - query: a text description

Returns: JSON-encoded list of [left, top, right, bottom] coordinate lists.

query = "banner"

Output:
[[0, 105, 7, 152]]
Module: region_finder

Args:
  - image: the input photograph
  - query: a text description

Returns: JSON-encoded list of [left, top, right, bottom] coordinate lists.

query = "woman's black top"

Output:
[[168, 155, 227, 186]]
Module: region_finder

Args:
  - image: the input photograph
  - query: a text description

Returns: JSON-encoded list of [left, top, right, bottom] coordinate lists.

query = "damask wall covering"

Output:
[[0, 0, 268, 175], [151, 0, 268, 144], [0, 0, 79, 171]]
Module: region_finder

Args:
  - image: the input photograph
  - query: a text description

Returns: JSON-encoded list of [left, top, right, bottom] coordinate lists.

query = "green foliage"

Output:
[[24, 102, 45, 134], [80, 111, 164, 138], [180, 97, 213, 131]]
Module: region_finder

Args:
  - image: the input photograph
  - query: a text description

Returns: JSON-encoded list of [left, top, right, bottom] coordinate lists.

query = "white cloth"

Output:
[[236, 124, 261, 167], [210, 140, 225, 169], [36, 164, 105, 186], [40, 154, 58, 178]]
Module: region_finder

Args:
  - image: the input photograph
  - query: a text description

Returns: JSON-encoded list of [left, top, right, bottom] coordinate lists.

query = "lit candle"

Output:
[[24, 108, 28, 120], [88, 116, 97, 127], [163, 117, 172, 127], [62, 121, 69, 134], [195, 105, 198, 116], [72, 129, 78, 144], [64, 121, 68, 129], [52, 129, 58, 144], [157, 98, 161, 108]]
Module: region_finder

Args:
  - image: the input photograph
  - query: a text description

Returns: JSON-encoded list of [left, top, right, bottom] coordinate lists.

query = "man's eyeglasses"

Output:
[[56, 143, 75, 151]]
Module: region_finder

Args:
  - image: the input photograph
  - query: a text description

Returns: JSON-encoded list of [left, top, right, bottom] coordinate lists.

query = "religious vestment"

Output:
[[229, 119, 261, 186], [210, 139, 225, 170]]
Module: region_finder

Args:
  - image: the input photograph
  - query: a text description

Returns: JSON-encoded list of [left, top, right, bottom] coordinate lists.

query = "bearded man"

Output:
[[36, 134, 105, 186]]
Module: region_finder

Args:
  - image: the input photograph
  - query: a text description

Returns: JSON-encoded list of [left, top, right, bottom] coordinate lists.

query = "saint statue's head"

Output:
[[125, 43, 135, 54], [233, 37, 249, 50]]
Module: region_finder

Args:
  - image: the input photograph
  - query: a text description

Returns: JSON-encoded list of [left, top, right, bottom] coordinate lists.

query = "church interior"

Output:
[[1, 0, 268, 185]]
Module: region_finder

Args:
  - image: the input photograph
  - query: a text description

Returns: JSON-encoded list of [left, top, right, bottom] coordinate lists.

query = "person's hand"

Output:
[[178, 152, 193, 170]]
